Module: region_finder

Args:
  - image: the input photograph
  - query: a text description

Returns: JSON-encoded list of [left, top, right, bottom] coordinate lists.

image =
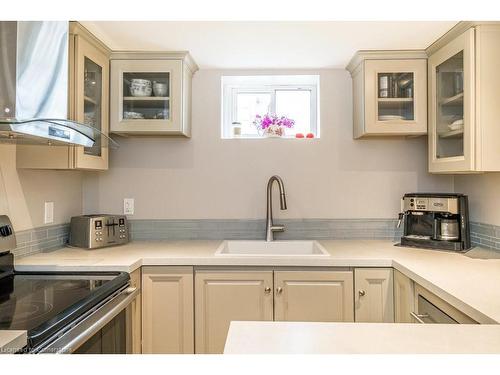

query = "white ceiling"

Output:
[[82, 21, 457, 69]]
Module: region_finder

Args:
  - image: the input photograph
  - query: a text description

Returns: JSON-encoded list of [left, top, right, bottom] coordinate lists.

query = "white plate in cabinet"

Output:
[[428, 24, 500, 173], [347, 51, 427, 139], [110, 53, 197, 137]]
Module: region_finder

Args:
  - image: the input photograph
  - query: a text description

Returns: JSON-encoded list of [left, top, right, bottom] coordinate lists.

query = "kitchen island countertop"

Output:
[[0, 330, 27, 354], [224, 321, 500, 354]]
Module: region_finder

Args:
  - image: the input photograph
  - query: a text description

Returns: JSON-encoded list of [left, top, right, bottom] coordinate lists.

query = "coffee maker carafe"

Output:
[[397, 193, 471, 251]]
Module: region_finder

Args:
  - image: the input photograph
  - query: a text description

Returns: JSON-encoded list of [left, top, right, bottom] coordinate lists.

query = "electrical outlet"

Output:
[[44, 201, 54, 224], [124, 198, 134, 215]]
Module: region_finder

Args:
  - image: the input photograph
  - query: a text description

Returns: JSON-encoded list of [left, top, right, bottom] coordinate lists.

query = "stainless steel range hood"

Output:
[[0, 21, 117, 148]]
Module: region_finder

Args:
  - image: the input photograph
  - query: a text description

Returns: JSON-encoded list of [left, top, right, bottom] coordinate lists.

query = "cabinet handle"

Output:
[[264, 287, 271, 294], [276, 287, 283, 294], [410, 312, 430, 324], [358, 290, 366, 297]]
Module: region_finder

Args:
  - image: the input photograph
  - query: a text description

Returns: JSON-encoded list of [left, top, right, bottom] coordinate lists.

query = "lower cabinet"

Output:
[[194, 269, 274, 354], [128, 268, 142, 353], [394, 269, 415, 323], [413, 283, 477, 324], [354, 268, 394, 322], [140, 265, 478, 355], [194, 268, 355, 353], [142, 266, 194, 354], [274, 270, 354, 322]]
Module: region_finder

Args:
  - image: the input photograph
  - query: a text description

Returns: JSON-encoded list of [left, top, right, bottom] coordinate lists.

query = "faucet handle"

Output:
[[271, 224, 285, 233]]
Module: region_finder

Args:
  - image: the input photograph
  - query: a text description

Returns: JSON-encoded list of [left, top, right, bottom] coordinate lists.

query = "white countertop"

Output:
[[14, 240, 500, 324], [224, 321, 500, 354], [0, 330, 27, 354]]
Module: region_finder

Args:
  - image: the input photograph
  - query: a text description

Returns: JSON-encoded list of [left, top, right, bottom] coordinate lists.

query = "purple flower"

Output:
[[253, 113, 295, 131]]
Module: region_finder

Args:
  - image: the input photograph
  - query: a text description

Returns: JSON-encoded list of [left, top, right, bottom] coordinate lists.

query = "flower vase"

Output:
[[264, 125, 284, 137]]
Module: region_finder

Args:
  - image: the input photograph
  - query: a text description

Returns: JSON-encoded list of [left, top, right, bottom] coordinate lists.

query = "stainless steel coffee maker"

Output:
[[397, 193, 471, 251]]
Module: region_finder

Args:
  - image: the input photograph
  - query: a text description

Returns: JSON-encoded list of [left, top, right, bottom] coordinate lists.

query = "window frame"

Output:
[[221, 76, 320, 139]]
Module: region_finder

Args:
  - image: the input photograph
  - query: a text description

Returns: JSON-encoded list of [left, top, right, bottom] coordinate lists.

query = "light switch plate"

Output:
[[44, 201, 54, 224], [124, 198, 134, 215]]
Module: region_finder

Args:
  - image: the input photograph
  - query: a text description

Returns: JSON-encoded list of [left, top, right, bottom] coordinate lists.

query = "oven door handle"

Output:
[[37, 286, 139, 354], [410, 311, 430, 324]]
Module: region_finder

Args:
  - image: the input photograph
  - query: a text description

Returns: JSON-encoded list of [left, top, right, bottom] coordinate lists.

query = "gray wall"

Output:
[[0, 145, 83, 231], [455, 174, 500, 226], [83, 69, 453, 220]]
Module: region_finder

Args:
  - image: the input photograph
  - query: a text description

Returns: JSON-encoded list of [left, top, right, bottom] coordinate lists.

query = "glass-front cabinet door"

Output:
[[110, 59, 184, 135], [428, 29, 475, 172], [364, 59, 427, 136], [73, 35, 109, 170]]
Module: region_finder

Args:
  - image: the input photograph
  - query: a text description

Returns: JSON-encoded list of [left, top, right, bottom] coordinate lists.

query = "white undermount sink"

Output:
[[215, 240, 330, 257]]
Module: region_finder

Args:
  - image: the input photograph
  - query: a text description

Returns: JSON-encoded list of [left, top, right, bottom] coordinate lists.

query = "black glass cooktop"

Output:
[[0, 271, 129, 350]]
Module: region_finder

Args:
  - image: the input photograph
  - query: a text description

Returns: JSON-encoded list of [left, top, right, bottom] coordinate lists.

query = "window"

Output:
[[221, 75, 320, 138]]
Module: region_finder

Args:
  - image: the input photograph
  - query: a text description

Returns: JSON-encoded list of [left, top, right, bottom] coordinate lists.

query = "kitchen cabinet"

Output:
[[347, 51, 427, 139], [110, 52, 198, 137], [274, 269, 354, 322], [17, 22, 110, 170], [394, 269, 414, 323], [413, 284, 477, 324], [127, 268, 142, 354], [142, 266, 194, 354], [194, 269, 273, 354], [354, 268, 394, 322], [194, 268, 355, 354], [428, 24, 500, 173]]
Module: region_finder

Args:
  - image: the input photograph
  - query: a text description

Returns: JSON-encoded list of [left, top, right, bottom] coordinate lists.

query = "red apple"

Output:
[[306, 133, 314, 138], [295, 133, 304, 138]]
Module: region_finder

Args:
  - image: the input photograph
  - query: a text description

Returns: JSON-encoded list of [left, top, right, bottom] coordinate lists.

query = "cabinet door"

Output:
[[355, 268, 394, 323], [127, 268, 142, 354], [195, 270, 273, 354], [142, 266, 194, 354], [274, 270, 354, 322], [394, 270, 414, 323], [413, 284, 477, 324], [363, 59, 427, 136], [72, 34, 109, 170], [110, 59, 185, 135], [428, 29, 475, 173]]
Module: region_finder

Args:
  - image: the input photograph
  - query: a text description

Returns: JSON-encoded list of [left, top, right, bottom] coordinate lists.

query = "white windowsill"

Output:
[[221, 136, 320, 140]]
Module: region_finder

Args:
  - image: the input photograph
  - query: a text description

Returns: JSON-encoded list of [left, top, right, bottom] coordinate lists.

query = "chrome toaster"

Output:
[[69, 215, 129, 249]]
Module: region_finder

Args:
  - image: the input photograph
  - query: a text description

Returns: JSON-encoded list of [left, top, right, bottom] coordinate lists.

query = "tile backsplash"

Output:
[[128, 218, 403, 241], [12, 223, 69, 258], [9, 219, 499, 258], [470, 222, 500, 251]]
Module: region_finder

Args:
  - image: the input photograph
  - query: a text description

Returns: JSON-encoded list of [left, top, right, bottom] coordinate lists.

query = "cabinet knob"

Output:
[[358, 290, 366, 297], [264, 287, 271, 294], [276, 287, 283, 295]]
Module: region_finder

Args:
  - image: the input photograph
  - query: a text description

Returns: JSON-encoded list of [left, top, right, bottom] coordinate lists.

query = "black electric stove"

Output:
[[0, 216, 130, 353]]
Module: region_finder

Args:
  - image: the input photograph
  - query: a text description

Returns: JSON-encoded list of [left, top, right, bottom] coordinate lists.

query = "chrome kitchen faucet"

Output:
[[265, 175, 287, 241]]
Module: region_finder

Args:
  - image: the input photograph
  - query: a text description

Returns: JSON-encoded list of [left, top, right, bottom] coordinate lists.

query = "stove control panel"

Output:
[[69, 215, 129, 249], [0, 215, 16, 255]]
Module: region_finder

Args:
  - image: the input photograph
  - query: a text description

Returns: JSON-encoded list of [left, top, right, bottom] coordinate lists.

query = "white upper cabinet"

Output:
[[110, 52, 198, 137], [17, 22, 110, 170], [347, 51, 427, 139], [428, 23, 500, 173]]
